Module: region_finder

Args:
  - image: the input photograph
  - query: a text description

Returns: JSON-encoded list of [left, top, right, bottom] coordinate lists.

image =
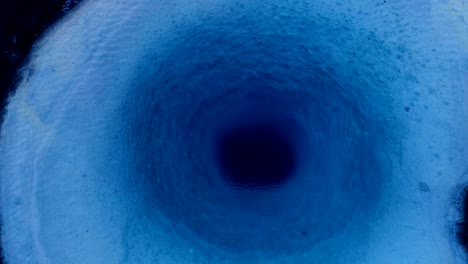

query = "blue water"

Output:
[[0, 0, 466, 263]]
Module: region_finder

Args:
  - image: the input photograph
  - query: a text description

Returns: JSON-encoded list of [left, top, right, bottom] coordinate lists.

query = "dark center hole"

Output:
[[216, 123, 296, 188]]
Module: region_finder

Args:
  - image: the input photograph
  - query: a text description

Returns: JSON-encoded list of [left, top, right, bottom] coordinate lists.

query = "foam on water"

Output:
[[0, 0, 466, 263]]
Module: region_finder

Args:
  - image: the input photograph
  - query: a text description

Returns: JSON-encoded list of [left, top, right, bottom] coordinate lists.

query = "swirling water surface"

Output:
[[0, 0, 466, 263]]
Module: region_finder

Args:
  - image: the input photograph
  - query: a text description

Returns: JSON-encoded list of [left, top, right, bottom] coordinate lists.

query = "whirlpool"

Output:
[[0, 0, 466, 263]]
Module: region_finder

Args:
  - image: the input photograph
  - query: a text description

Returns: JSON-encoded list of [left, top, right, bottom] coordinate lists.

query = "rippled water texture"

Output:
[[0, 0, 466, 263]]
